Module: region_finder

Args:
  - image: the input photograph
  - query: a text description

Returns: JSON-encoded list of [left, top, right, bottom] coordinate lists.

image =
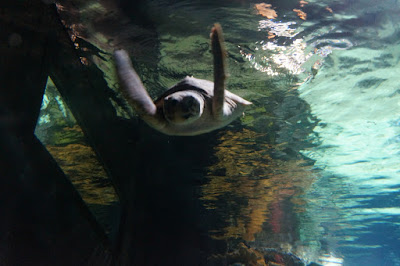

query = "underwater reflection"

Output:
[[202, 128, 315, 247], [45, 0, 400, 264]]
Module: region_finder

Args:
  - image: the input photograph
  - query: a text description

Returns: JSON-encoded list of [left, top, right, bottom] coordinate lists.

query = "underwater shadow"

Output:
[[114, 121, 225, 265]]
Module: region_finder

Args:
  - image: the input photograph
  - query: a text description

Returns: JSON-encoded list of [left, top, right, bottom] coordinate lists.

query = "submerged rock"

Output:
[[208, 242, 321, 266]]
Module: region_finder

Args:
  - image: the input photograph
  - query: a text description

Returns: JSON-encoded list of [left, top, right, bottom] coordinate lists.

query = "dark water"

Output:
[[36, 0, 400, 265]]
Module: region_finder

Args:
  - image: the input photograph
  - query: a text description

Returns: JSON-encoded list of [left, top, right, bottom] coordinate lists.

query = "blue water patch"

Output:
[[91, 0, 400, 264]]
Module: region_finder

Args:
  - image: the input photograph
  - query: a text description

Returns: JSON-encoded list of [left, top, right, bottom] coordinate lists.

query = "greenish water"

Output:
[[148, 2, 400, 263], [36, 0, 400, 265]]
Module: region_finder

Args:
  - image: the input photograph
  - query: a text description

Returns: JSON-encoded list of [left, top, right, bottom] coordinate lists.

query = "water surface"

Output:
[[37, 0, 400, 264]]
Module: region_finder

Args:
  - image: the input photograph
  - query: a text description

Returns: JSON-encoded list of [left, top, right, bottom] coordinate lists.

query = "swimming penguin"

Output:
[[114, 23, 252, 136]]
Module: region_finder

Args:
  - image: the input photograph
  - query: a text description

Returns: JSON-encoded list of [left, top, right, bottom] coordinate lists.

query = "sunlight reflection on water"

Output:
[[239, 19, 310, 76], [239, 1, 400, 264], [59, 0, 400, 264], [149, 0, 400, 263], [297, 24, 400, 266]]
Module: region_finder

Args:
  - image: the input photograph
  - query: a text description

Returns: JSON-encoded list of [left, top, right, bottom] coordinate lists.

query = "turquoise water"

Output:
[[145, 0, 400, 264], [38, 0, 400, 264]]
